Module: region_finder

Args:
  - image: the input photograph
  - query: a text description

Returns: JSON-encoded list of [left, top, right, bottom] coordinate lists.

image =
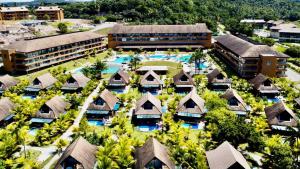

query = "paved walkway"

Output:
[[286, 68, 300, 82]]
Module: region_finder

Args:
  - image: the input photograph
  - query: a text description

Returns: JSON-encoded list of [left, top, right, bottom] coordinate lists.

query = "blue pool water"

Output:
[[138, 125, 158, 131], [148, 55, 167, 59], [88, 120, 104, 126], [182, 123, 202, 129], [178, 55, 192, 63], [197, 62, 208, 69], [114, 56, 131, 64], [267, 97, 280, 103], [22, 95, 36, 100], [74, 67, 84, 73], [162, 105, 167, 113], [29, 128, 38, 136], [110, 88, 125, 94], [102, 65, 120, 74]]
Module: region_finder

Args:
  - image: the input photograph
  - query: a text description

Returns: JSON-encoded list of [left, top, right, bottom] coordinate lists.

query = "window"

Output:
[[95, 98, 105, 106], [33, 79, 40, 85], [278, 112, 291, 122], [185, 99, 196, 108], [264, 80, 272, 87], [180, 75, 188, 82], [114, 74, 122, 81], [144, 101, 153, 110], [146, 75, 155, 81], [216, 74, 224, 80], [266, 61, 272, 66], [229, 98, 239, 106], [67, 77, 76, 84], [40, 105, 49, 114]]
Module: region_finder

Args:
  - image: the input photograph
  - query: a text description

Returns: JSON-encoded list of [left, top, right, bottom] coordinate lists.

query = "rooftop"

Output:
[[240, 19, 265, 23], [36, 6, 63, 11], [279, 28, 300, 33], [0, 7, 29, 12]]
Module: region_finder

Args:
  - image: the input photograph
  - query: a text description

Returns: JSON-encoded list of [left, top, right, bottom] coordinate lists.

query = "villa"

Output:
[[173, 70, 195, 93], [240, 19, 266, 29], [86, 89, 120, 120], [265, 101, 298, 131], [55, 137, 98, 169], [61, 73, 91, 93], [0, 74, 19, 94], [135, 138, 175, 169], [0, 7, 29, 20], [207, 68, 231, 91], [176, 89, 206, 123], [36, 6, 64, 21], [133, 92, 162, 126], [25, 73, 58, 95], [206, 141, 250, 169], [249, 73, 279, 98], [107, 69, 130, 91], [0, 98, 15, 126], [221, 89, 250, 116], [140, 70, 163, 94], [30, 96, 69, 126], [137, 66, 168, 75], [270, 23, 297, 38]]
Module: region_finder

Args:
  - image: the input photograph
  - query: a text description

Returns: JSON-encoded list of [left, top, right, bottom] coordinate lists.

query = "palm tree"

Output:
[[19, 126, 29, 158], [190, 48, 205, 73], [129, 55, 141, 71], [286, 121, 300, 165], [93, 59, 108, 79], [56, 139, 68, 155]]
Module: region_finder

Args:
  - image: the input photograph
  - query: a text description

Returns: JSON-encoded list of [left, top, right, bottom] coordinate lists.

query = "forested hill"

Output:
[[61, 0, 300, 31]]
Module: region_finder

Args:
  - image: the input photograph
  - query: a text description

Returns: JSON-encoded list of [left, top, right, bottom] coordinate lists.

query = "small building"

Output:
[[240, 19, 266, 29], [206, 141, 250, 169], [207, 68, 231, 91], [25, 73, 57, 95], [133, 92, 162, 126], [0, 7, 29, 20], [36, 6, 64, 21], [278, 28, 300, 43], [86, 89, 120, 120], [61, 73, 90, 93], [265, 101, 298, 131], [267, 20, 284, 29], [135, 137, 175, 169], [0, 74, 19, 94], [0, 98, 15, 126], [249, 73, 279, 98], [221, 89, 250, 116], [55, 137, 98, 169], [176, 88, 206, 123], [137, 66, 168, 75], [140, 70, 163, 94], [30, 96, 69, 125], [107, 69, 130, 91], [270, 23, 297, 38], [173, 70, 195, 93]]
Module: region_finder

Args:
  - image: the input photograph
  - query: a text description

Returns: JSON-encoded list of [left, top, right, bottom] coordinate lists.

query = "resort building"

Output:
[[0, 98, 15, 126], [249, 73, 279, 98], [86, 89, 120, 120], [214, 35, 289, 78], [140, 70, 163, 94], [278, 28, 300, 43], [135, 138, 175, 169], [221, 89, 250, 116], [206, 141, 250, 169], [0, 7, 29, 20], [36, 6, 64, 20], [133, 92, 162, 126], [107, 70, 130, 91], [108, 24, 212, 50], [25, 73, 57, 94], [55, 137, 98, 169], [270, 23, 297, 38], [1, 32, 106, 74], [265, 101, 298, 131], [0, 74, 19, 94], [30, 96, 69, 125], [267, 20, 284, 29], [61, 73, 90, 93], [240, 19, 266, 29], [175, 89, 206, 123], [137, 66, 168, 75], [173, 70, 195, 93], [207, 68, 231, 90]]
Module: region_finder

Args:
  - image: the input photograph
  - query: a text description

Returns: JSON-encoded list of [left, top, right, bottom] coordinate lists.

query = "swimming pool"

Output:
[[148, 55, 168, 59], [29, 128, 38, 136], [267, 97, 280, 103], [88, 120, 104, 126], [182, 123, 203, 129], [102, 64, 120, 74], [114, 56, 131, 64], [22, 95, 36, 100], [138, 125, 159, 132], [178, 55, 192, 63], [197, 62, 208, 69]]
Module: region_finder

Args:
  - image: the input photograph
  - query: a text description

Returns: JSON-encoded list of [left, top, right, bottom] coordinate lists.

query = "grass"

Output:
[[274, 43, 287, 53], [294, 20, 300, 27], [50, 21, 74, 28], [96, 27, 112, 35], [40, 154, 54, 167], [20, 149, 41, 160], [140, 61, 181, 77]]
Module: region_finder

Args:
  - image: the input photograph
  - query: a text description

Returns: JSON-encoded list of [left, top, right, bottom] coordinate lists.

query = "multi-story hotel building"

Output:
[[214, 35, 289, 78], [0, 7, 29, 20], [108, 24, 212, 50], [1, 32, 106, 74], [36, 6, 64, 21], [278, 28, 300, 43]]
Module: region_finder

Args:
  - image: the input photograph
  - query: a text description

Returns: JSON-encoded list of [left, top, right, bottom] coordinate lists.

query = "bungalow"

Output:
[[30, 96, 69, 126], [0, 74, 19, 94], [221, 89, 250, 116], [55, 137, 98, 169], [176, 88, 206, 123], [265, 101, 298, 131], [206, 141, 250, 169], [0, 98, 15, 125], [61, 73, 90, 93], [136, 66, 168, 75], [86, 89, 120, 120], [249, 73, 279, 98], [140, 70, 163, 94], [173, 70, 195, 93], [107, 69, 130, 92], [25, 73, 57, 95], [135, 138, 175, 169], [207, 68, 231, 91], [133, 92, 162, 126]]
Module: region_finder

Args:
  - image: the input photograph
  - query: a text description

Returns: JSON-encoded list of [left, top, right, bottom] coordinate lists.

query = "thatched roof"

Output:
[[177, 88, 205, 114], [36, 6, 63, 11], [140, 70, 162, 86], [110, 23, 211, 34], [0, 74, 19, 90], [221, 89, 248, 112], [135, 137, 175, 169], [249, 73, 279, 92], [35, 96, 69, 119], [265, 101, 298, 127], [0, 7, 29, 12], [108, 70, 130, 85], [55, 137, 98, 169], [207, 68, 231, 84], [4, 32, 103, 53], [215, 35, 288, 58], [31, 73, 57, 89], [173, 70, 195, 86], [62, 73, 90, 89], [88, 89, 119, 111], [135, 92, 162, 115], [0, 98, 15, 122], [206, 141, 250, 169], [137, 66, 168, 72]]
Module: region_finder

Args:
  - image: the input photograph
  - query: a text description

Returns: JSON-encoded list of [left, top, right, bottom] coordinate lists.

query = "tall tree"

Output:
[[190, 48, 205, 73]]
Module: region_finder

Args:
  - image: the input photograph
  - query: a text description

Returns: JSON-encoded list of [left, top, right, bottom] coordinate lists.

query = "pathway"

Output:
[[286, 68, 300, 82]]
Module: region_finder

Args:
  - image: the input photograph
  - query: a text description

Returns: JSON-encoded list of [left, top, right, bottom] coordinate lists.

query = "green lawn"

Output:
[[20, 149, 41, 160], [50, 21, 74, 28], [140, 61, 181, 77], [96, 27, 112, 35], [274, 43, 288, 53]]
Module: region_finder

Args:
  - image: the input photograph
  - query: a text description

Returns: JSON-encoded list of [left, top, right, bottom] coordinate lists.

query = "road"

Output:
[[286, 68, 300, 82]]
